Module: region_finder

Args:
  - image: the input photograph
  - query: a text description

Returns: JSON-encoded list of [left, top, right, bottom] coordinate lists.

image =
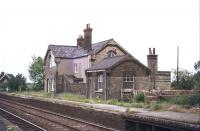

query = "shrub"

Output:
[[134, 92, 145, 102], [169, 94, 200, 106], [31, 86, 43, 91], [152, 103, 161, 110]]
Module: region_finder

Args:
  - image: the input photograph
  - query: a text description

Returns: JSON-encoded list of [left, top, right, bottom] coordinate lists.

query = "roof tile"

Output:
[[48, 39, 112, 58]]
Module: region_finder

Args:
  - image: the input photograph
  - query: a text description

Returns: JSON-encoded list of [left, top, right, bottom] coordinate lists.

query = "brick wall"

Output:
[[92, 41, 126, 65], [61, 75, 87, 96], [87, 61, 151, 100]]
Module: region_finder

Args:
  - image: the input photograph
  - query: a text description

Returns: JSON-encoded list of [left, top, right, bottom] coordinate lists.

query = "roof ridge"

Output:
[[49, 44, 77, 47], [92, 38, 113, 45], [49, 38, 113, 47]]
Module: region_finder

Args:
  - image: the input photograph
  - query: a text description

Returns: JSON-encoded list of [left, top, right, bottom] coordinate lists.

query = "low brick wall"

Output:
[[64, 83, 87, 96], [133, 89, 200, 100]]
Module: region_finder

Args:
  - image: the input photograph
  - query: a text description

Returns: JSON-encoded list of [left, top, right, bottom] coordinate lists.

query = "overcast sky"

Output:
[[0, 0, 199, 81]]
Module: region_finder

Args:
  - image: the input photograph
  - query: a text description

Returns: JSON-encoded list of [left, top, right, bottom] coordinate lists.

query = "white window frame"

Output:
[[123, 74, 134, 89], [49, 52, 56, 68], [51, 77, 54, 92], [97, 74, 103, 91], [74, 63, 78, 73]]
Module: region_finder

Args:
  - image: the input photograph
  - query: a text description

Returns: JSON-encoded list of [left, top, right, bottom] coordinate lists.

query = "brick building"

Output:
[[44, 24, 171, 100]]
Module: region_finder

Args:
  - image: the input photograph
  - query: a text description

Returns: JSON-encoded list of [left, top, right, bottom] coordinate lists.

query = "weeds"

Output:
[[168, 94, 200, 106], [134, 92, 145, 102]]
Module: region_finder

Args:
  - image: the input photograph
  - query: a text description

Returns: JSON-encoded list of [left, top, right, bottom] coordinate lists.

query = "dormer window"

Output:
[[107, 50, 117, 57]]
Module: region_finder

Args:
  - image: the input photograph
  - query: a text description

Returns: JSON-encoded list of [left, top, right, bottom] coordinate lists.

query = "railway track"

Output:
[[0, 98, 117, 131], [0, 107, 46, 131]]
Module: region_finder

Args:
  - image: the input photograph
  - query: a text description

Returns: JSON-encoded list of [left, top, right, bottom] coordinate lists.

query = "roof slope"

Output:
[[87, 55, 127, 71], [87, 55, 150, 72], [46, 39, 113, 59], [0, 72, 14, 81]]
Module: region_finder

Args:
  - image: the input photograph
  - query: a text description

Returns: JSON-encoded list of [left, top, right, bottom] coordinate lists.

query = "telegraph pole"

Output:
[[177, 46, 179, 89]]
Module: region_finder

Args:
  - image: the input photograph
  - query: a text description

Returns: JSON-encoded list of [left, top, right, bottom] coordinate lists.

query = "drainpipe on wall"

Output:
[[55, 58, 61, 93], [103, 71, 107, 100]]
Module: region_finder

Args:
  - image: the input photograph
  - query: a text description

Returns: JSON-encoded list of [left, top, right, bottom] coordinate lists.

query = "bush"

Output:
[[31, 86, 43, 91], [169, 94, 200, 106], [134, 92, 145, 102], [152, 102, 161, 110]]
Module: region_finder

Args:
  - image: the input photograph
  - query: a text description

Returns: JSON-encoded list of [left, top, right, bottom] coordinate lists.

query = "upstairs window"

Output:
[[48, 52, 56, 68], [123, 74, 134, 89], [97, 74, 103, 91], [48, 55, 51, 68], [74, 63, 78, 73], [107, 50, 117, 57]]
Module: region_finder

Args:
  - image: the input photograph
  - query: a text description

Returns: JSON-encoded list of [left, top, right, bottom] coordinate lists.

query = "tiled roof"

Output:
[[87, 55, 151, 72], [87, 55, 128, 71], [48, 39, 112, 59], [49, 45, 88, 58]]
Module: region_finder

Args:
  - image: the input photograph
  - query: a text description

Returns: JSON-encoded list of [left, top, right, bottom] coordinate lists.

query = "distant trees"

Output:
[[0, 73, 27, 91], [28, 56, 44, 90], [172, 60, 200, 90], [193, 60, 200, 89], [171, 69, 194, 90]]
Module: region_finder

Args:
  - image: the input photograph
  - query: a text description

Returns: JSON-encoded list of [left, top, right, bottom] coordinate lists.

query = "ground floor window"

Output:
[[97, 74, 103, 91], [123, 74, 134, 89], [51, 77, 54, 91]]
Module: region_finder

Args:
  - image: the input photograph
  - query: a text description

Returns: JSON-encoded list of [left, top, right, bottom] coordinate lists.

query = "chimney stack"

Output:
[[83, 24, 92, 51], [76, 24, 93, 51], [147, 48, 158, 71], [77, 35, 84, 48]]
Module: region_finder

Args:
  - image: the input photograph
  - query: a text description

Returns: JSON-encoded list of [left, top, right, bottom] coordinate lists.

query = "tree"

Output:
[[5, 73, 27, 91], [171, 69, 194, 90], [194, 60, 200, 89], [28, 56, 44, 89], [194, 60, 200, 71]]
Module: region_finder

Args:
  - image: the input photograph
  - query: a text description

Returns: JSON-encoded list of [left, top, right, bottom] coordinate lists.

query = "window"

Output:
[[123, 74, 134, 89], [97, 74, 103, 91], [49, 53, 56, 68], [74, 63, 78, 73], [49, 55, 51, 68], [107, 50, 117, 57], [51, 77, 54, 91]]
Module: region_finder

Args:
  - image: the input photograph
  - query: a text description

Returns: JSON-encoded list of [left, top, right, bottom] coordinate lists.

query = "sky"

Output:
[[0, 0, 199, 82]]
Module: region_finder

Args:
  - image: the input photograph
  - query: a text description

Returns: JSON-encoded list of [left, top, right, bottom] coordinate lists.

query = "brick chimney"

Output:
[[77, 35, 84, 48], [147, 48, 158, 71], [83, 24, 92, 51]]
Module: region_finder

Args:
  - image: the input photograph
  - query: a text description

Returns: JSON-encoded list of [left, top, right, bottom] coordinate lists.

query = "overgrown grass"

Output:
[[8, 91, 199, 112], [11, 90, 50, 98], [134, 92, 145, 102], [55, 92, 91, 103], [168, 94, 200, 106]]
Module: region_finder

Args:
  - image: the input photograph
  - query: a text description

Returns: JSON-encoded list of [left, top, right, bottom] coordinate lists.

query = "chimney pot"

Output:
[[153, 48, 155, 54], [86, 24, 91, 29], [149, 48, 152, 55]]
